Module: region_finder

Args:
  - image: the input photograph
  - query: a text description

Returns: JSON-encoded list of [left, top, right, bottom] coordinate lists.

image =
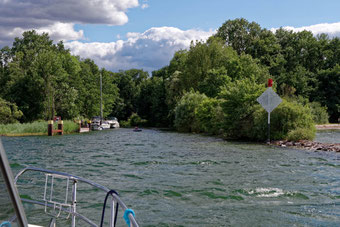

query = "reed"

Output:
[[0, 120, 79, 136]]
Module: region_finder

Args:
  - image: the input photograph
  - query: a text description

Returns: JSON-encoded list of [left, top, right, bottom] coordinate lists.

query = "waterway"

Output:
[[2, 129, 340, 226]]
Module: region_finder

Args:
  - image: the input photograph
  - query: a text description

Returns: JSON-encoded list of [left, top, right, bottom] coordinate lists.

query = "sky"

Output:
[[1, 0, 340, 72]]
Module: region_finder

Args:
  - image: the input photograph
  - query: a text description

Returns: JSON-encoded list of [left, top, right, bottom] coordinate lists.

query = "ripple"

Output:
[[164, 190, 182, 197], [123, 174, 143, 179], [2, 128, 340, 226], [199, 191, 243, 200]]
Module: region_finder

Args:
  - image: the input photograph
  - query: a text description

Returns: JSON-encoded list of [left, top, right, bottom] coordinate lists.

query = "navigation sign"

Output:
[[257, 87, 282, 113], [257, 81, 282, 144]]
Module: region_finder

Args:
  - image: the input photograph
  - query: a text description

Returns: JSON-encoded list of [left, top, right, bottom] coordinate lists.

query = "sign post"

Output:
[[257, 79, 282, 144]]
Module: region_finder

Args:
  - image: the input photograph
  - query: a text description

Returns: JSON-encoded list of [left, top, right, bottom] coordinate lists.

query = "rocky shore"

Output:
[[272, 140, 340, 152]]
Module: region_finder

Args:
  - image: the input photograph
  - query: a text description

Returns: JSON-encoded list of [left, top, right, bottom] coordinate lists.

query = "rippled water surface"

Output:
[[315, 130, 340, 144], [2, 129, 340, 226]]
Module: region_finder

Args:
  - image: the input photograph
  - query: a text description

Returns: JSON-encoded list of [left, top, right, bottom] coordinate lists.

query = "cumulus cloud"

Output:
[[0, 0, 139, 46], [65, 27, 215, 72], [271, 22, 340, 38], [141, 4, 149, 9]]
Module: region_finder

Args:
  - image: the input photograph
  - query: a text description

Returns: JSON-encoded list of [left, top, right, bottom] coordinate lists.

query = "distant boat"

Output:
[[107, 117, 120, 128], [133, 127, 142, 132]]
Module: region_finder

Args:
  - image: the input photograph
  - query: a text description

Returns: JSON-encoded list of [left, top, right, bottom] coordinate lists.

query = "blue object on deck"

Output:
[[0, 222, 11, 227], [123, 209, 135, 227]]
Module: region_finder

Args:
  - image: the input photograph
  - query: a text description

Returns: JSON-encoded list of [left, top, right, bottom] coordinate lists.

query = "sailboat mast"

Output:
[[100, 72, 103, 122]]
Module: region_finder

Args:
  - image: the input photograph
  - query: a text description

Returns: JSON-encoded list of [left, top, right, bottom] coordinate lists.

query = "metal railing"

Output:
[[14, 167, 139, 227]]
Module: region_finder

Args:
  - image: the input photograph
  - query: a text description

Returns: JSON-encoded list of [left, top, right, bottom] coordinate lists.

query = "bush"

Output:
[[0, 120, 79, 135], [0, 98, 23, 124], [250, 99, 316, 141], [174, 91, 207, 132], [195, 98, 224, 135], [308, 102, 329, 124], [122, 113, 148, 127], [286, 128, 315, 141], [63, 120, 80, 133], [218, 77, 266, 138]]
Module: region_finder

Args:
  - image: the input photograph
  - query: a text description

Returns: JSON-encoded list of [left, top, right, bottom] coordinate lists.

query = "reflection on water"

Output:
[[2, 129, 340, 226]]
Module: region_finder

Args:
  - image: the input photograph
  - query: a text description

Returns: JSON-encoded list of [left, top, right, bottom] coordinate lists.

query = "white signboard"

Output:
[[257, 86, 282, 143], [257, 87, 282, 113]]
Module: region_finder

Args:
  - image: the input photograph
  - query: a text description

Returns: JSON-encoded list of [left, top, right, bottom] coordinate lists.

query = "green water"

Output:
[[2, 128, 340, 226]]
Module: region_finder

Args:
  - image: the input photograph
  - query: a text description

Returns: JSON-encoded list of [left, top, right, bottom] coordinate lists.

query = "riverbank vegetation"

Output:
[[0, 121, 79, 136], [1, 18, 338, 141]]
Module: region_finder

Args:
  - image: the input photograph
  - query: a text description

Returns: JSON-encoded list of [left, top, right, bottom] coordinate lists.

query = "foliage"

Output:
[[286, 128, 316, 141], [137, 76, 169, 126], [1, 17, 340, 140], [308, 102, 329, 124], [174, 91, 207, 132], [250, 100, 316, 141], [0, 120, 78, 135], [215, 18, 262, 54], [0, 98, 23, 124], [316, 65, 340, 122], [218, 77, 266, 139], [111, 69, 149, 120], [121, 113, 147, 127], [195, 98, 224, 135]]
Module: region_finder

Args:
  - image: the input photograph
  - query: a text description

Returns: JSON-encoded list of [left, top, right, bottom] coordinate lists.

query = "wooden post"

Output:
[[78, 120, 82, 133], [48, 120, 53, 136], [58, 121, 63, 135]]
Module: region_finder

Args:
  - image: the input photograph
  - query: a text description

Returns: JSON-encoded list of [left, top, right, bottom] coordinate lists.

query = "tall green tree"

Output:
[[215, 18, 262, 54], [316, 65, 340, 122]]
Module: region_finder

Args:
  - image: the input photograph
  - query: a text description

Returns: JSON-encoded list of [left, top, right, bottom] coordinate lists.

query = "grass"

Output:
[[0, 120, 79, 136]]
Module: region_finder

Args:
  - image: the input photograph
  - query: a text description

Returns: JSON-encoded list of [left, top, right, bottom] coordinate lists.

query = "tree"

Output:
[[174, 91, 207, 132], [215, 18, 262, 54], [137, 76, 169, 126], [111, 69, 149, 120], [0, 98, 23, 124], [316, 65, 340, 122], [218, 77, 266, 138]]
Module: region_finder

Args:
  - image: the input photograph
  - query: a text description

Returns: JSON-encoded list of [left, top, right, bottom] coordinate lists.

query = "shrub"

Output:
[[63, 120, 79, 133], [0, 98, 23, 124], [174, 91, 207, 132], [250, 99, 316, 141], [218, 77, 266, 138], [308, 102, 329, 124], [0, 120, 79, 135], [125, 113, 147, 127], [195, 98, 224, 135], [287, 128, 316, 141]]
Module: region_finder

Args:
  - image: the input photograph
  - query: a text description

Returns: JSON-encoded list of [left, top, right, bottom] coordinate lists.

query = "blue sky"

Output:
[[1, 0, 340, 72], [75, 0, 340, 43]]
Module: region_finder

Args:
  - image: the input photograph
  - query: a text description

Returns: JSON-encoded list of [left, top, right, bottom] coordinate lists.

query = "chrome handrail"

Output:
[[14, 166, 139, 227]]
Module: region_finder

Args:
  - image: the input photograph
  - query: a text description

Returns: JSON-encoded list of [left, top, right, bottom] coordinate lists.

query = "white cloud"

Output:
[[0, 0, 139, 46], [141, 4, 149, 9], [65, 27, 215, 72], [37, 23, 84, 42], [271, 22, 340, 38]]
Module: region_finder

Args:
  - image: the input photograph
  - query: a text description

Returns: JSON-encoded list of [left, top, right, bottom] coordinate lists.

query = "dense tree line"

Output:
[[0, 18, 339, 141]]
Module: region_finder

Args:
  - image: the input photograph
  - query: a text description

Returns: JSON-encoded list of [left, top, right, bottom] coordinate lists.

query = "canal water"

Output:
[[1, 129, 340, 226]]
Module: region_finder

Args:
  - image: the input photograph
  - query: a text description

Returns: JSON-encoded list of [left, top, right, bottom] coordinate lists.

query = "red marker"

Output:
[[268, 78, 273, 87]]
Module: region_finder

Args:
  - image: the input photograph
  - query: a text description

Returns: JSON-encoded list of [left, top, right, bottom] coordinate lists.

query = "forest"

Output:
[[0, 18, 339, 141]]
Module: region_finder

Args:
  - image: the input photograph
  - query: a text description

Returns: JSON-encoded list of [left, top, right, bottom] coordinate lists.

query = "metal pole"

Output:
[[267, 112, 270, 144], [100, 72, 103, 124], [110, 199, 115, 227], [71, 180, 77, 227]]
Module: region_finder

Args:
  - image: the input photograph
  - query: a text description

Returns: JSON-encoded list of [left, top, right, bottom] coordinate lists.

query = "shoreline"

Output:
[[272, 140, 340, 152], [316, 124, 340, 130]]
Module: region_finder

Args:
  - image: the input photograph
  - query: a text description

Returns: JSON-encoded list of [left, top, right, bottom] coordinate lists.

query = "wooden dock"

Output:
[[79, 127, 90, 133]]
